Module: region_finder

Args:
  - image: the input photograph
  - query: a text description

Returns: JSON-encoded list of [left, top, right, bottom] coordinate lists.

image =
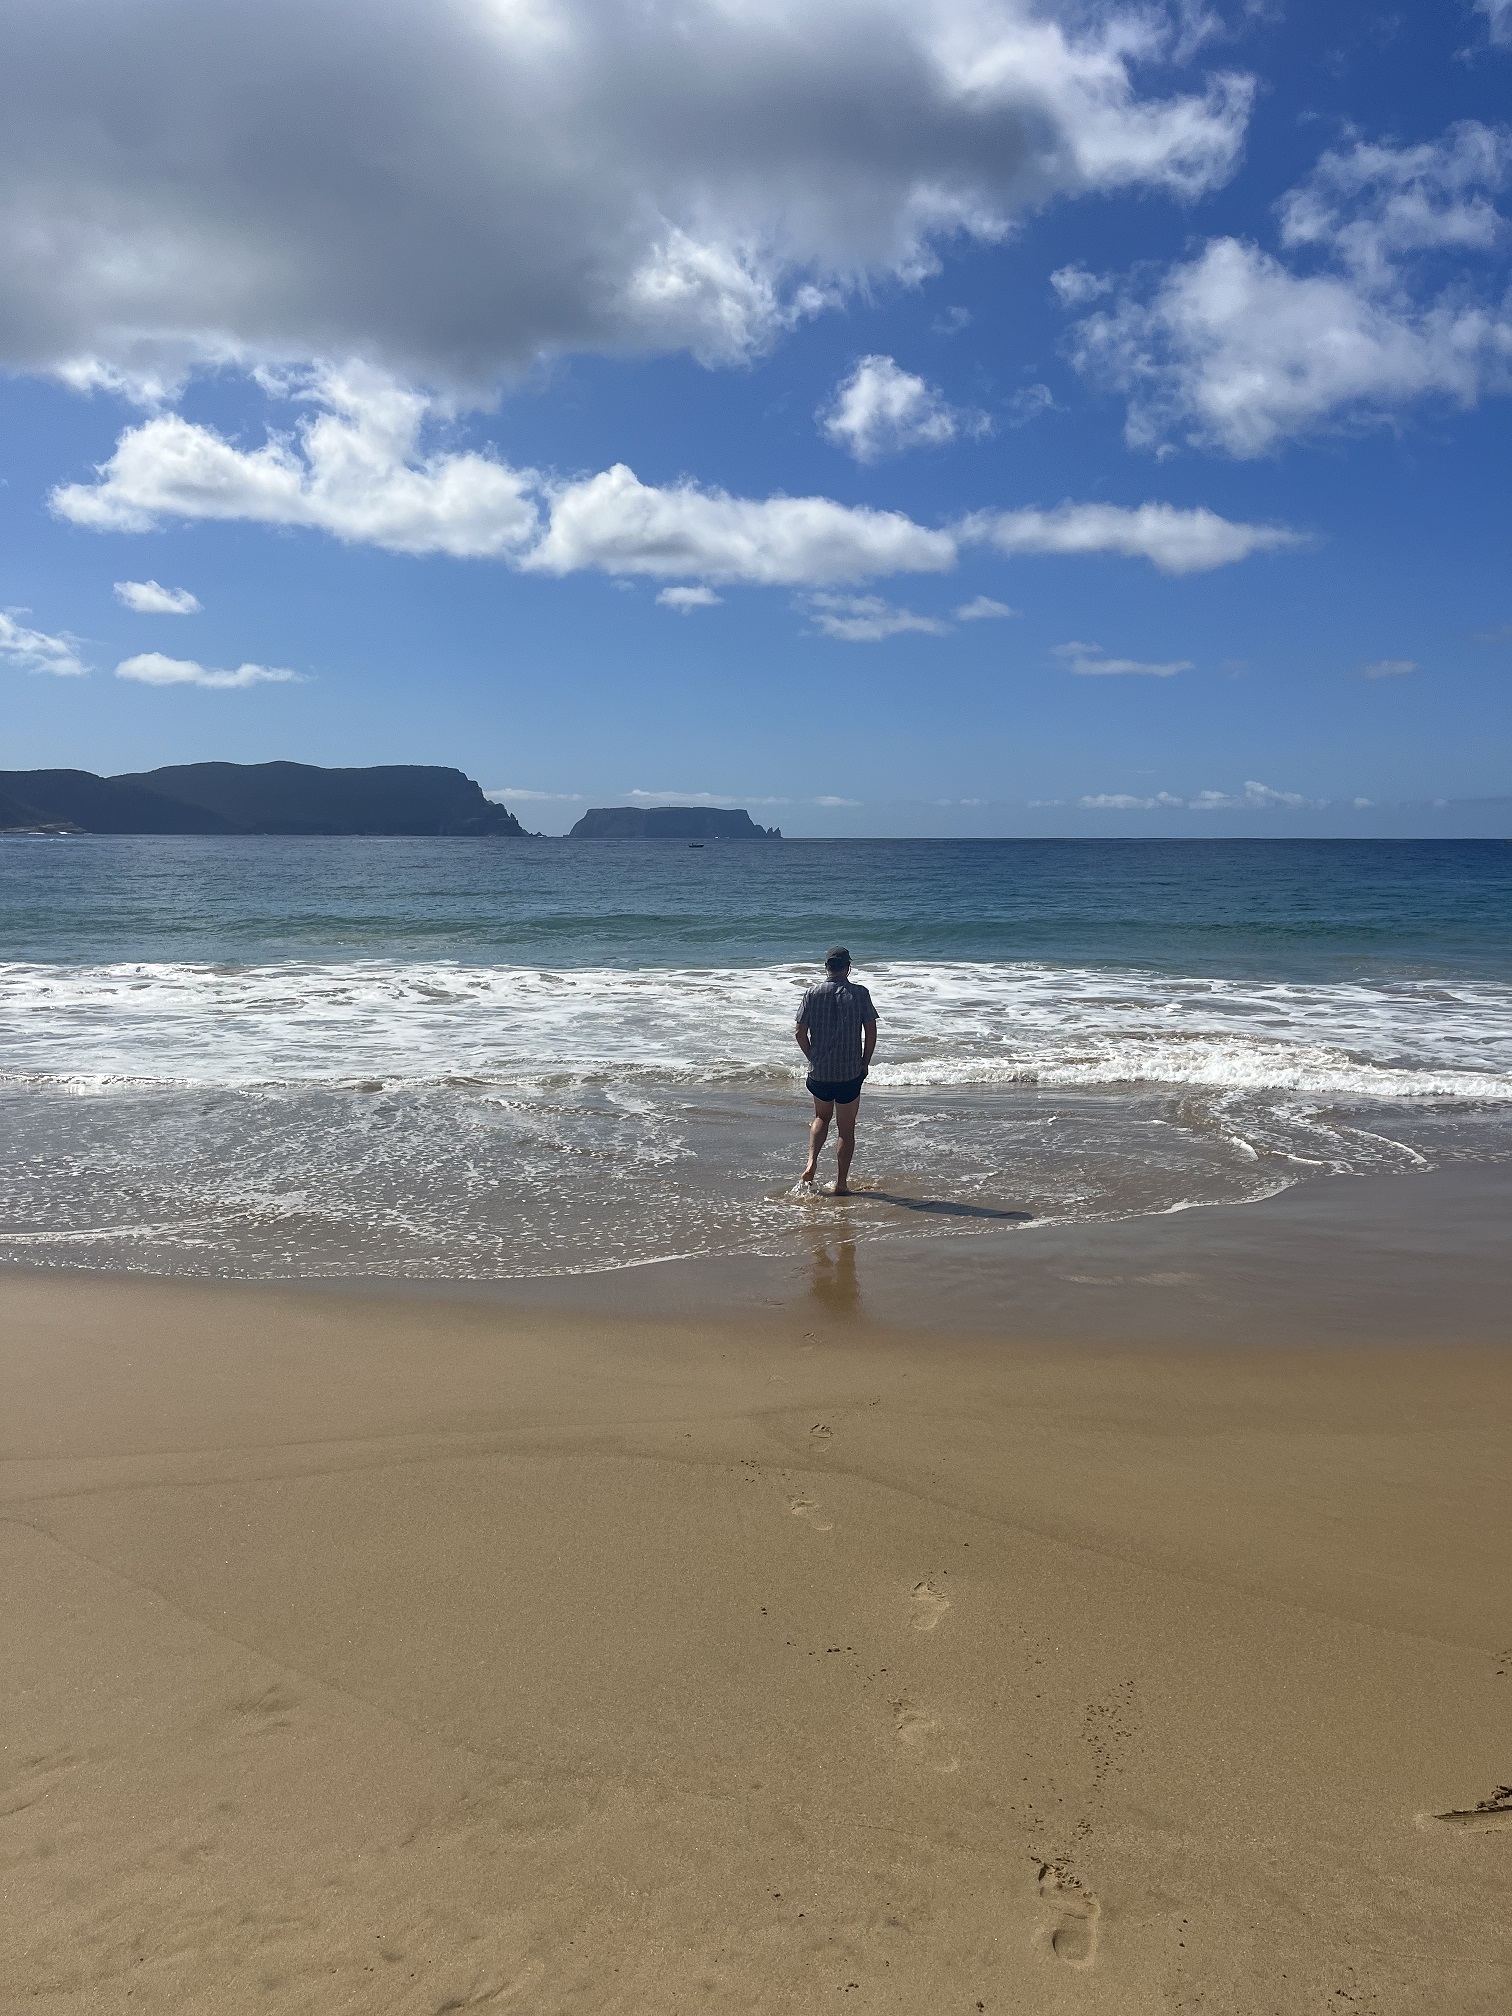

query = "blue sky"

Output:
[[1, 0, 1509, 834]]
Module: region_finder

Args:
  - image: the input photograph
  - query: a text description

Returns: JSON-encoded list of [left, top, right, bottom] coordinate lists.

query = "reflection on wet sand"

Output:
[[801, 1189, 1030, 1315], [807, 1233, 861, 1313]]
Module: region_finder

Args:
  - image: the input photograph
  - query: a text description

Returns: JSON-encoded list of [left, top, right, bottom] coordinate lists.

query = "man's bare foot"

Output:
[[830, 1182, 851, 1196]]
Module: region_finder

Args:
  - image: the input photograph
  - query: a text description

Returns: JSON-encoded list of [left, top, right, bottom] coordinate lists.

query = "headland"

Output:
[[0, 760, 531, 836]]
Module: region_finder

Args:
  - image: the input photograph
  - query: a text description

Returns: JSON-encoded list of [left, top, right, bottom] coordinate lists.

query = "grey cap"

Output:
[[824, 946, 852, 971]]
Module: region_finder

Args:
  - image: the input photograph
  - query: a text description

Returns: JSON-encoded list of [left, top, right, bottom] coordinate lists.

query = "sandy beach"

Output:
[[4, 1167, 1510, 2014]]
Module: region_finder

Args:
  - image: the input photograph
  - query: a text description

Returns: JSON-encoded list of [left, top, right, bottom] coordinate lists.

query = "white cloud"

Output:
[[1050, 264, 1113, 306], [1004, 382, 1056, 425], [812, 795, 862, 807], [487, 787, 584, 802], [821, 356, 978, 462], [1277, 122, 1510, 283], [806, 594, 951, 642], [966, 501, 1297, 573], [1361, 657, 1417, 678], [620, 787, 791, 806], [58, 366, 541, 556], [1053, 640, 1193, 677], [114, 578, 201, 614], [54, 357, 184, 409], [1475, 0, 1512, 47], [1074, 781, 1318, 811], [1079, 791, 1185, 808], [626, 788, 740, 805], [656, 585, 723, 612], [1190, 780, 1308, 810], [54, 371, 1296, 590], [529, 464, 955, 586], [954, 595, 1017, 621], [0, 610, 89, 678], [114, 652, 300, 689], [1068, 120, 1512, 454], [0, 2, 1252, 389]]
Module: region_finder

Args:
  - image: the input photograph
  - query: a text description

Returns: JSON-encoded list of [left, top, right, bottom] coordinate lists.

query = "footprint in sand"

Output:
[[789, 1496, 833, 1532], [1422, 1787, 1512, 1833], [0, 1748, 83, 1819], [1038, 1864, 1100, 1967], [910, 1580, 951, 1631], [228, 1682, 300, 1732], [893, 1704, 960, 1774]]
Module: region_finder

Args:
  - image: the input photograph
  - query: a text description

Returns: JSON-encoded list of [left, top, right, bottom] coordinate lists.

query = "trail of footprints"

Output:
[[781, 1474, 1108, 1968]]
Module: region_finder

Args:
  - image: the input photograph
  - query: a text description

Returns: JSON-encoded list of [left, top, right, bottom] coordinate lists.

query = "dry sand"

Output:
[[3, 1169, 1510, 2013]]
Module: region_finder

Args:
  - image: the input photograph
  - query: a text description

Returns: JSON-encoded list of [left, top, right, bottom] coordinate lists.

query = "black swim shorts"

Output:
[[806, 1073, 866, 1106]]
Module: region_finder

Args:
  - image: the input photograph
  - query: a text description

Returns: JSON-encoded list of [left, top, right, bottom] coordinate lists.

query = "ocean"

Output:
[[2, 834, 1509, 1279]]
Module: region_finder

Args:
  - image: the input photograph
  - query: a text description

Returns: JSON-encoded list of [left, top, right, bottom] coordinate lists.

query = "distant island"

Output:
[[569, 806, 781, 839], [0, 762, 532, 836]]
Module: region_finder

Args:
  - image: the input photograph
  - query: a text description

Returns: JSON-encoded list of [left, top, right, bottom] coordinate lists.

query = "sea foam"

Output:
[[2, 958, 1509, 1101]]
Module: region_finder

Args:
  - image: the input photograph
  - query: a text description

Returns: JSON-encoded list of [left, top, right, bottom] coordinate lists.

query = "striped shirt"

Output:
[[796, 977, 877, 1082]]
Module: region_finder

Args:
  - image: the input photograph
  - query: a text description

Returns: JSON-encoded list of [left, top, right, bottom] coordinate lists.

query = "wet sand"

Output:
[[3, 1167, 1510, 2013]]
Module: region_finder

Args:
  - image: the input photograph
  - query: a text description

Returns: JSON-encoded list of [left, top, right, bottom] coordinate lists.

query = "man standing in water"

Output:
[[796, 947, 878, 1195]]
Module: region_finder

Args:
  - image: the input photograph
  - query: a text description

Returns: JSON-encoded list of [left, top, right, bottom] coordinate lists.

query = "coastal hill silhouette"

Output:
[[570, 805, 781, 839], [0, 762, 531, 836]]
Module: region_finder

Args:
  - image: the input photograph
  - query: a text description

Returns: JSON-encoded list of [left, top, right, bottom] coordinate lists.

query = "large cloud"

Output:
[[56, 369, 541, 556], [1, 0, 1249, 390], [52, 369, 1297, 584], [1067, 121, 1512, 455]]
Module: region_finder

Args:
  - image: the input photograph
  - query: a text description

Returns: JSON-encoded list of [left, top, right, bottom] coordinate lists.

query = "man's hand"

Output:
[[861, 1017, 877, 1068], [795, 1021, 813, 1060]]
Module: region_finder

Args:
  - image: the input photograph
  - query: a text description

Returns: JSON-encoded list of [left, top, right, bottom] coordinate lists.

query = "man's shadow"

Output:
[[847, 1191, 1032, 1223]]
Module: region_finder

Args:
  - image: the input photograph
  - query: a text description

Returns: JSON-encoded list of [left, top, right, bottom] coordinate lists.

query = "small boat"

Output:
[[688, 842, 704, 849]]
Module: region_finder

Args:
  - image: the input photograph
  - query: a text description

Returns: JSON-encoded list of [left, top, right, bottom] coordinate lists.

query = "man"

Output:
[[795, 947, 878, 1195]]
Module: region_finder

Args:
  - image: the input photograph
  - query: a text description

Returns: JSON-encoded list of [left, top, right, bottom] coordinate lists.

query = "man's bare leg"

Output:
[[832, 1097, 860, 1195], [801, 1098, 834, 1186]]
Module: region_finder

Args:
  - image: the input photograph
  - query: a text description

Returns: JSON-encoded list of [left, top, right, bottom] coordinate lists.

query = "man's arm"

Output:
[[861, 1016, 878, 1068], [795, 1016, 813, 1061]]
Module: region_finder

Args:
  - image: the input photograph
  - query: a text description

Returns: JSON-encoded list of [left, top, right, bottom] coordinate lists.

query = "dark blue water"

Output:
[[4, 836, 1509, 979]]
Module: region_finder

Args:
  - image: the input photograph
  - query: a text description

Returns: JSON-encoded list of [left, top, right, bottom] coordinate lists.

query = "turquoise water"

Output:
[[1, 836, 1508, 1278]]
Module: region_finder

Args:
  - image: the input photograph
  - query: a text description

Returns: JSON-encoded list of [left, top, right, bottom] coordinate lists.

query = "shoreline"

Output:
[[6, 1157, 1506, 1347], [4, 1161, 1509, 2012]]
